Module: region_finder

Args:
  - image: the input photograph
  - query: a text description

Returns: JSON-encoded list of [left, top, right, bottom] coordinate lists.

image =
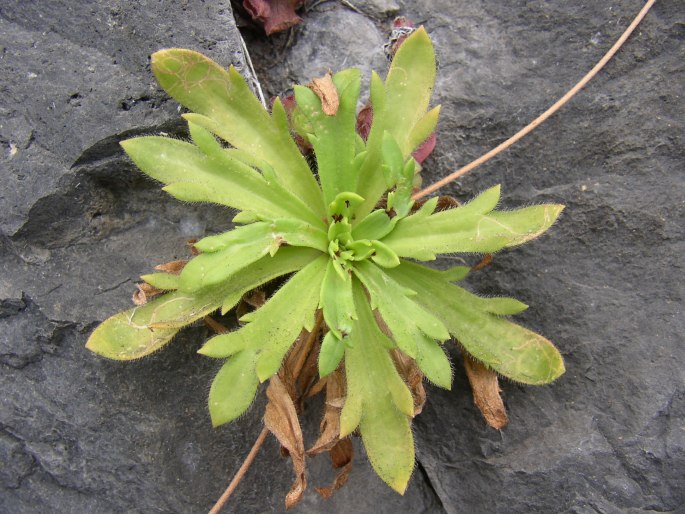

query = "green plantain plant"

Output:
[[87, 27, 564, 502]]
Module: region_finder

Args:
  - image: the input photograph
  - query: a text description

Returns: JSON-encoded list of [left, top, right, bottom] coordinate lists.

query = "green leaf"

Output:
[[151, 49, 324, 215], [481, 297, 529, 315], [194, 220, 327, 255], [382, 186, 564, 259], [340, 281, 415, 493], [352, 210, 396, 241], [318, 331, 345, 377], [198, 256, 328, 382], [294, 70, 361, 206], [208, 350, 260, 427], [139, 272, 180, 290], [354, 260, 449, 359], [354, 29, 437, 222], [85, 287, 224, 360], [187, 121, 223, 159], [386, 261, 565, 385], [179, 223, 276, 292], [218, 247, 321, 315], [416, 335, 452, 389], [383, 27, 436, 157], [121, 137, 322, 227], [320, 260, 356, 339], [369, 240, 400, 268], [354, 71, 389, 220], [441, 265, 471, 282], [86, 248, 319, 361]]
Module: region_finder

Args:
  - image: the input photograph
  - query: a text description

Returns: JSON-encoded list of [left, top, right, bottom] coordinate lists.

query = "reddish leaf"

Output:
[[355, 103, 436, 162], [463, 354, 509, 429], [264, 375, 307, 509], [244, 0, 304, 36], [412, 132, 436, 164], [384, 17, 416, 59], [356, 104, 373, 141]]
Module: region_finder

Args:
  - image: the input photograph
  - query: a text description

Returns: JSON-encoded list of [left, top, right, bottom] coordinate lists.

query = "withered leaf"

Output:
[[308, 370, 346, 456], [315, 438, 353, 499], [203, 316, 229, 334], [391, 349, 426, 416], [463, 354, 509, 429], [132, 282, 164, 306], [154, 259, 188, 274], [409, 195, 460, 215], [308, 72, 339, 116], [472, 253, 493, 271], [280, 312, 323, 406], [244, 0, 304, 36], [264, 375, 307, 509]]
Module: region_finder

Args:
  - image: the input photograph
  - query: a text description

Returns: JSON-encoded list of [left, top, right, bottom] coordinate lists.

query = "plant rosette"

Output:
[[87, 27, 565, 499]]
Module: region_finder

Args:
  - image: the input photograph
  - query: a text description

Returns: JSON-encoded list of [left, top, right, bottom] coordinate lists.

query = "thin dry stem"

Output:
[[208, 426, 270, 514], [413, 0, 656, 200]]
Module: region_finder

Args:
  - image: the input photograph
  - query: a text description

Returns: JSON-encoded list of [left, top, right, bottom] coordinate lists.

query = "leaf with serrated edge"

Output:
[[151, 49, 324, 214], [121, 137, 322, 227], [86, 248, 318, 360], [354, 260, 449, 359], [386, 261, 565, 384], [383, 186, 564, 259], [294, 69, 361, 206], [383, 27, 436, 157], [340, 281, 414, 493], [198, 256, 327, 383]]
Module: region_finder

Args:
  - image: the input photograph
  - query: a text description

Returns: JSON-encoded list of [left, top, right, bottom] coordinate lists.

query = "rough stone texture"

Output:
[[0, 1, 442, 512], [1, 1, 683, 513]]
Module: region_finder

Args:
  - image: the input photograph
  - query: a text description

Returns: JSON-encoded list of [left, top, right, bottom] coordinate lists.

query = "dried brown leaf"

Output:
[[306, 376, 328, 398], [315, 438, 353, 499], [472, 253, 493, 271], [203, 316, 229, 335], [132, 282, 164, 306], [264, 375, 307, 509], [153, 259, 188, 274], [279, 312, 323, 406], [308, 72, 339, 116], [391, 349, 426, 416], [244, 289, 266, 309], [186, 239, 200, 256], [308, 370, 346, 456], [463, 354, 509, 429], [408, 195, 460, 215]]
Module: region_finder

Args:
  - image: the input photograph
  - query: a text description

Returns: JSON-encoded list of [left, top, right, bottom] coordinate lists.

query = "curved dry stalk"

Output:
[[413, 0, 656, 200], [208, 426, 269, 514]]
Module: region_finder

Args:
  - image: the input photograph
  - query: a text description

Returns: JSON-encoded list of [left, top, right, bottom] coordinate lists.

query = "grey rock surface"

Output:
[[1, 0, 683, 513]]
